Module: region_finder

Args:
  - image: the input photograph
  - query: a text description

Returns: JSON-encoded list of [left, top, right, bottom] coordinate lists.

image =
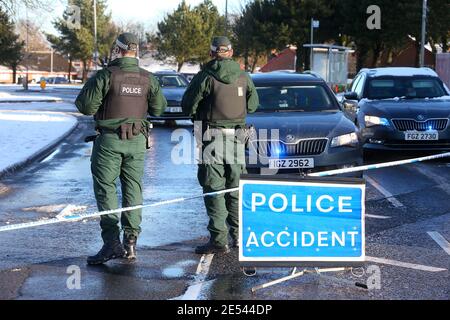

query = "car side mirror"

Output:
[[343, 100, 358, 113], [344, 91, 359, 101]]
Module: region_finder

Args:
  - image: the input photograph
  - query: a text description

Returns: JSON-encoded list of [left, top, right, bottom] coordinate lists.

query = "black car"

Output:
[[151, 71, 191, 120], [246, 72, 363, 176], [341, 67, 450, 151]]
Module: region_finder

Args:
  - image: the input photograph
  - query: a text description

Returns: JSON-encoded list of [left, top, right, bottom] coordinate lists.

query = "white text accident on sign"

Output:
[[245, 230, 360, 249]]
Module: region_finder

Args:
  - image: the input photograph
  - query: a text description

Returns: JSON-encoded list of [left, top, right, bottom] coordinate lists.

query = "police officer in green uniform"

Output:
[[181, 36, 259, 254], [75, 33, 167, 265]]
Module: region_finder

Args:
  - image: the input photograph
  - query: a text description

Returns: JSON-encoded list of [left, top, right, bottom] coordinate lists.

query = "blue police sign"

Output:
[[239, 177, 365, 266]]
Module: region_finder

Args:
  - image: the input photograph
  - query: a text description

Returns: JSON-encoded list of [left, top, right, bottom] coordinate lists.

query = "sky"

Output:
[[17, 0, 246, 35]]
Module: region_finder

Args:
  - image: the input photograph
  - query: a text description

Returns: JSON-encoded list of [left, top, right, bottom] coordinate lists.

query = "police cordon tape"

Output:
[[0, 151, 449, 233], [308, 151, 450, 177]]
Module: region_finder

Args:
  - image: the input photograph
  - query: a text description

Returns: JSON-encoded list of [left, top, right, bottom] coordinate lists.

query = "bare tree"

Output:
[[116, 20, 149, 53], [16, 19, 49, 51], [0, 0, 63, 13]]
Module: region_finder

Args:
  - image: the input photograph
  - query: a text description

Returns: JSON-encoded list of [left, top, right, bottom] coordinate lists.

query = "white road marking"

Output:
[[427, 232, 450, 256], [365, 176, 404, 208], [414, 164, 450, 195], [366, 256, 447, 272], [40, 148, 60, 163], [316, 274, 367, 289], [365, 214, 391, 219], [181, 254, 214, 300]]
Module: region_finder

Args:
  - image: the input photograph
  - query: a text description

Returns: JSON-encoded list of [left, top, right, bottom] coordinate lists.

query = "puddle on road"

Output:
[[162, 259, 198, 278], [22, 204, 69, 214]]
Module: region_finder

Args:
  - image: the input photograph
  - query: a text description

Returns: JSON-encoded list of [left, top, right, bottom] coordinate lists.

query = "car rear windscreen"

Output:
[[367, 77, 446, 99], [255, 85, 337, 112]]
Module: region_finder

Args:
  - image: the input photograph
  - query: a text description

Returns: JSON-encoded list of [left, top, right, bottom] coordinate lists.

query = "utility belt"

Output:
[[85, 122, 153, 150], [213, 128, 238, 135], [194, 122, 256, 148]]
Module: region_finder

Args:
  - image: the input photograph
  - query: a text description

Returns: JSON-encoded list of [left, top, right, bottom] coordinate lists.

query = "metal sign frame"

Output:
[[239, 175, 366, 268]]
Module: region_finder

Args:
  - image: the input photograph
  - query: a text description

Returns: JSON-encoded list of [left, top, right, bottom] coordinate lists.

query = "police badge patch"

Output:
[[120, 84, 145, 96]]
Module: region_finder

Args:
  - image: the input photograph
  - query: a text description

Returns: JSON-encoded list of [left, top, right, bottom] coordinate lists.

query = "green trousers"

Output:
[[91, 133, 146, 243], [198, 133, 246, 247]]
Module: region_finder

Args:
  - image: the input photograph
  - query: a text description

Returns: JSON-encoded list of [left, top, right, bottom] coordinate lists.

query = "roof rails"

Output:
[[302, 70, 323, 79], [361, 67, 438, 77], [267, 70, 296, 74]]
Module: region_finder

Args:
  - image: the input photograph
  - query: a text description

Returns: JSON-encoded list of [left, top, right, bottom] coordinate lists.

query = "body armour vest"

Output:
[[207, 73, 247, 121], [95, 66, 150, 121]]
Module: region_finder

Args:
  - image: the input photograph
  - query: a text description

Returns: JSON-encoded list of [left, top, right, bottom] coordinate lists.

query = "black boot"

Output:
[[123, 235, 137, 261], [231, 238, 239, 249], [195, 241, 230, 255], [230, 234, 240, 248], [87, 240, 126, 265]]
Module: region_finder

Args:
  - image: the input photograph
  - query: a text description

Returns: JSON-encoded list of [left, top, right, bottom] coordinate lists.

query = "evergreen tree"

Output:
[[151, 0, 224, 71], [0, 7, 24, 83], [233, 0, 337, 71], [48, 0, 117, 82]]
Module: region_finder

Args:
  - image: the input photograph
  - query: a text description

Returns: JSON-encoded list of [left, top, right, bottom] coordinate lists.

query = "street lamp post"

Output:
[[24, 4, 29, 90], [310, 19, 319, 70], [310, 18, 314, 70], [50, 48, 54, 75], [225, 0, 228, 33], [419, 0, 427, 67]]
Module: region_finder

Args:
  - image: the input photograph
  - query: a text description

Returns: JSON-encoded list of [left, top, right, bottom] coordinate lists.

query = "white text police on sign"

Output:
[[239, 178, 366, 266]]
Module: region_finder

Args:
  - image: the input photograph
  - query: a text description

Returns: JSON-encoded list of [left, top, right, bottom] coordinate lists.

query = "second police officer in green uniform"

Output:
[[182, 36, 259, 254], [75, 33, 167, 265]]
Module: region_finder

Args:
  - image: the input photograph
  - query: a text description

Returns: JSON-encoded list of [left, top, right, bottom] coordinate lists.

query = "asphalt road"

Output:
[[0, 87, 449, 300]]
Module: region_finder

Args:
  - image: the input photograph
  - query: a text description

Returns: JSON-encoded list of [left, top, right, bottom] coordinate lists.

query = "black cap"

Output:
[[116, 33, 139, 51], [211, 36, 232, 52]]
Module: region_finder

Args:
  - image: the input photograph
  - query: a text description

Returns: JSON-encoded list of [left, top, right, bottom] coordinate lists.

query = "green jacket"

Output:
[[181, 58, 259, 128], [75, 57, 167, 129]]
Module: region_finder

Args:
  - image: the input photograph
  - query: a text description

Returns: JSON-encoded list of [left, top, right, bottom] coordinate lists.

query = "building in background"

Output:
[[0, 50, 77, 84], [436, 53, 450, 89], [260, 46, 297, 73], [377, 37, 435, 69]]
